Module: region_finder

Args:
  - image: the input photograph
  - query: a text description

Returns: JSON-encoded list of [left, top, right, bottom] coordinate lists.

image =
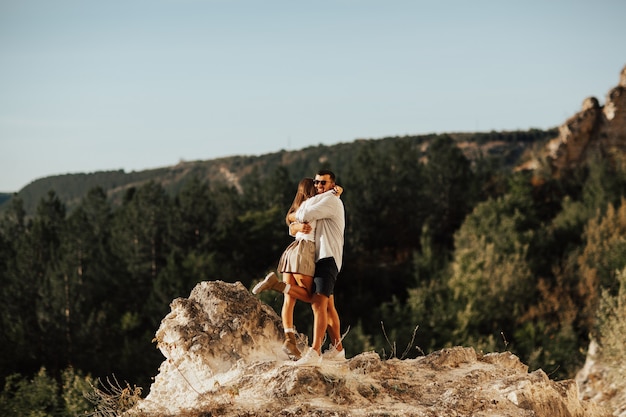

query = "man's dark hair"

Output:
[[317, 169, 336, 181]]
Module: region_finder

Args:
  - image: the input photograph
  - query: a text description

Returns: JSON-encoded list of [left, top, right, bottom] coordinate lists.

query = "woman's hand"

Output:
[[290, 222, 312, 235]]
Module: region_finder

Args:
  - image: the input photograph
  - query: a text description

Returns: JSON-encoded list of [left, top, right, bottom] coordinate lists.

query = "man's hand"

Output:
[[290, 222, 312, 235]]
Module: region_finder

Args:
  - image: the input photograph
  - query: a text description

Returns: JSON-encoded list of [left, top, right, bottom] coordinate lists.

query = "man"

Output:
[[291, 169, 346, 364]]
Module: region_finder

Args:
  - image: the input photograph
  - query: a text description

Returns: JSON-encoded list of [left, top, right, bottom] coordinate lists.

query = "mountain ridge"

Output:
[[2, 129, 555, 217]]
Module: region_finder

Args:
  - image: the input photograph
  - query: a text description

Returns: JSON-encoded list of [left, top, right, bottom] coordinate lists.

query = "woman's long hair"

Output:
[[285, 178, 316, 226]]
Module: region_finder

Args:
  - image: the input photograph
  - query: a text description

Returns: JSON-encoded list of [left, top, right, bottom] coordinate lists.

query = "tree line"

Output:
[[1, 134, 626, 415]]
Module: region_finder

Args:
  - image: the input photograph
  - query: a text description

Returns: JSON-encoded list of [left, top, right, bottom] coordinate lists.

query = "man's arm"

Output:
[[289, 187, 342, 233], [296, 190, 342, 223]]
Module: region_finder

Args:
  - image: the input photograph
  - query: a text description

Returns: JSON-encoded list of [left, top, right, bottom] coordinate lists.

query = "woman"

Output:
[[252, 178, 341, 360]]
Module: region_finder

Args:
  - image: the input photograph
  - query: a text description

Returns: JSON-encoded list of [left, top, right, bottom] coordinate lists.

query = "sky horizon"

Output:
[[2, 0, 626, 192]]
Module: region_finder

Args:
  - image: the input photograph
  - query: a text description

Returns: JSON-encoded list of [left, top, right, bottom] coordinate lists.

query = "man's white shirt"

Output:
[[295, 190, 345, 271]]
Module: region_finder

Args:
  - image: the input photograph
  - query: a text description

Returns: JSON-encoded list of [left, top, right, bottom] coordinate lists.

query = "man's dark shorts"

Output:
[[313, 257, 339, 297]]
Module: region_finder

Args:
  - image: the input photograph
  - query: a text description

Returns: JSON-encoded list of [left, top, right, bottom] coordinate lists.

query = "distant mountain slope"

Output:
[[1, 129, 557, 217]]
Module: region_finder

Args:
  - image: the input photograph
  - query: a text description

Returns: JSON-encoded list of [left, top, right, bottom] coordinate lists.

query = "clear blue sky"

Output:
[[1, 0, 625, 192]]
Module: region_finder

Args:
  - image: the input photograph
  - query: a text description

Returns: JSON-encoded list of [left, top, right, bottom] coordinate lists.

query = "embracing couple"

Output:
[[252, 169, 346, 365]]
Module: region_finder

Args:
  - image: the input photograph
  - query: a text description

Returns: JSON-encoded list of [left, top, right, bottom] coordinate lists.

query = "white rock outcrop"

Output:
[[130, 280, 611, 417]]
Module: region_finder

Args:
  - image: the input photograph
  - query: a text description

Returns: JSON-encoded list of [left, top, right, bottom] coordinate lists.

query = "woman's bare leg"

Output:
[[281, 273, 298, 331], [281, 273, 315, 360], [280, 273, 300, 359]]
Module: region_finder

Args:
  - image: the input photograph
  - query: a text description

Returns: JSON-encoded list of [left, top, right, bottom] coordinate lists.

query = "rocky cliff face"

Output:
[[544, 65, 626, 176], [128, 281, 611, 417]]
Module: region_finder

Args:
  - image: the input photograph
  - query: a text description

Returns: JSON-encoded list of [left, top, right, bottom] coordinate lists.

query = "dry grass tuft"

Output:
[[84, 375, 143, 417]]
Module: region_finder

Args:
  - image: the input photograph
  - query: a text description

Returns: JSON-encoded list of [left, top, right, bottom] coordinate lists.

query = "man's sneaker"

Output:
[[252, 272, 285, 294], [292, 348, 322, 366], [322, 345, 346, 362]]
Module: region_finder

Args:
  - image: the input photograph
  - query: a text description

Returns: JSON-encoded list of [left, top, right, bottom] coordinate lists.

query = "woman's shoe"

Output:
[[252, 272, 286, 294], [282, 332, 301, 360]]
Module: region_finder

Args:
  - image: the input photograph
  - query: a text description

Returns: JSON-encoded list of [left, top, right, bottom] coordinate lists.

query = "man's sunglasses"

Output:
[[313, 180, 328, 185]]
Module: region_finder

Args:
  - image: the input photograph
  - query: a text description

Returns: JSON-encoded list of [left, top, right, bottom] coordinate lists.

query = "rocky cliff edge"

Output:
[[521, 65, 626, 176], [127, 281, 611, 417]]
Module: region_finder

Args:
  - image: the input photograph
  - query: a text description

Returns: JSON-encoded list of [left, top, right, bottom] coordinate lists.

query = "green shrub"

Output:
[[0, 367, 95, 417], [0, 368, 58, 417]]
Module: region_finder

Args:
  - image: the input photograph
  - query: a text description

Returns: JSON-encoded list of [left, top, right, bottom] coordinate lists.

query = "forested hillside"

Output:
[[1, 129, 553, 217], [2, 68, 626, 416]]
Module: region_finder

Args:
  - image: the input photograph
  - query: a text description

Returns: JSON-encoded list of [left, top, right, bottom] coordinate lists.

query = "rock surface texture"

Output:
[[130, 281, 611, 417], [576, 340, 626, 417]]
